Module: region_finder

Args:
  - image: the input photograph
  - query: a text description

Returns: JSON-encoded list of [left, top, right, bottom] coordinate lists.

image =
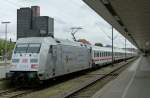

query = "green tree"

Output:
[[95, 43, 103, 47], [0, 39, 15, 59]]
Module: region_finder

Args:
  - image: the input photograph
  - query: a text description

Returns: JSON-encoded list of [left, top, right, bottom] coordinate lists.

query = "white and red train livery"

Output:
[[92, 46, 134, 65], [6, 37, 136, 83]]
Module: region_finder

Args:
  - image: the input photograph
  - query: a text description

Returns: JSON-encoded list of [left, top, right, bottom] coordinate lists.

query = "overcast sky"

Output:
[[0, 0, 135, 48]]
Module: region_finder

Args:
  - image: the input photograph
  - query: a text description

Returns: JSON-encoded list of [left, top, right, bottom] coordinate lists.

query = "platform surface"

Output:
[[0, 64, 10, 79], [91, 56, 150, 98]]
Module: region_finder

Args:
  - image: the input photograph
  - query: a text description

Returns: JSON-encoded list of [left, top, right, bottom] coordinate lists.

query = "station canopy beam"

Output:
[[83, 0, 150, 53]]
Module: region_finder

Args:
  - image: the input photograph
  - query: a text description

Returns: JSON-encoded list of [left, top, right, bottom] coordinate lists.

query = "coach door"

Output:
[[55, 45, 63, 75], [89, 47, 92, 67], [52, 45, 63, 76], [52, 45, 57, 76]]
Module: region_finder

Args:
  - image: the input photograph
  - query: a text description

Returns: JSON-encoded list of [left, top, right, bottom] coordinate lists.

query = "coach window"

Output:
[[96, 51, 97, 57], [96, 51, 98, 57], [94, 51, 96, 57], [49, 45, 53, 53], [95, 51, 97, 57], [103, 52, 104, 57], [96, 52, 97, 57]]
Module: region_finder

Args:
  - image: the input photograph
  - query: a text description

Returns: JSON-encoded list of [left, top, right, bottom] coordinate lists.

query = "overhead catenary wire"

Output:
[[96, 24, 133, 48], [96, 23, 118, 40]]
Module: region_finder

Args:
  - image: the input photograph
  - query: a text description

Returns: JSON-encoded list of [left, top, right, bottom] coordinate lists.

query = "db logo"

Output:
[[22, 59, 28, 63]]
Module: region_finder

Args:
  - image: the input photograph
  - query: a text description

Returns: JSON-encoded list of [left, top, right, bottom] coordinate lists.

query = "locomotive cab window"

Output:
[[27, 43, 41, 53], [14, 43, 41, 53], [14, 44, 28, 53]]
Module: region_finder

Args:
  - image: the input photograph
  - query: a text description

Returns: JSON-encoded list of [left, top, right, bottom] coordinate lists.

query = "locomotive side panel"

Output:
[[53, 45, 90, 76]]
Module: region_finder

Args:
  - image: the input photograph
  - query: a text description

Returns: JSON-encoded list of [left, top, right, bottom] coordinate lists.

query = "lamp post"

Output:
[[1, 21, 11, 64]]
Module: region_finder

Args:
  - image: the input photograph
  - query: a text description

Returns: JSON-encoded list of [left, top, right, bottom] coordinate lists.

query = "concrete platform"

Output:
[[91, 56, 150, 98], [0, 64, 10, 79]]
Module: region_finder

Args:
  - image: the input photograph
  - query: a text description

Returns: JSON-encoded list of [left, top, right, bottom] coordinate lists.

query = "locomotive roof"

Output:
[[17, 37, 88, 47], [17, 37, 134, 53]]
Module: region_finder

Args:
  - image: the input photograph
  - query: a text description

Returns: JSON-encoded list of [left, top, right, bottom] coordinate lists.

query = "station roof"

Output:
[[83, 0, 150, 52]]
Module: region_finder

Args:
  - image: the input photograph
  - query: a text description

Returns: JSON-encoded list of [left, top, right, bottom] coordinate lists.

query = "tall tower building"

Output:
[[17, 7, 32, 38], [31, 6, 40, 29], [17, 6, 54, 39], [34, 16, 54, 37], [31, 6, 40, 17]]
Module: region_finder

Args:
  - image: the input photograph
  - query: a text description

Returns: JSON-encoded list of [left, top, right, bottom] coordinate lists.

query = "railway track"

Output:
[[20, 58, 136, 98], [66, 61, 129, 98], [61, 60, 132, 98], [0, 88, 34, 98]]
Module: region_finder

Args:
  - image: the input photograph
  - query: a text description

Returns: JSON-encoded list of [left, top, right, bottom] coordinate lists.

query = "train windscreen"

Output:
[[14, 43, 41, 53], [14, 44, 28, 53], [27, 44, 41, 53]]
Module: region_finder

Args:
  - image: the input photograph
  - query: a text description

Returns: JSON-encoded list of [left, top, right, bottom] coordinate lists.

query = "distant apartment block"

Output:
[[17, 6, 54, 39]]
